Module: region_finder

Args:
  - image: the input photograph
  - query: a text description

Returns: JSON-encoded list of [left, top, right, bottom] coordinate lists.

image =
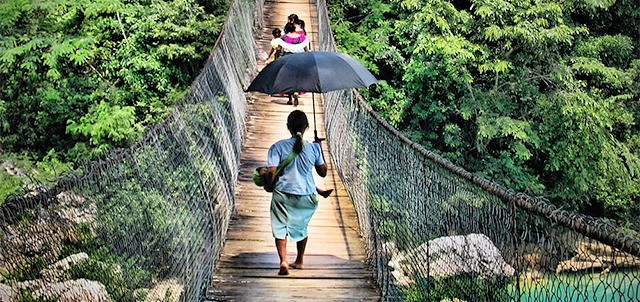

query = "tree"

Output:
[[0, 0, 227, 163], [329, 0, 640, 225]]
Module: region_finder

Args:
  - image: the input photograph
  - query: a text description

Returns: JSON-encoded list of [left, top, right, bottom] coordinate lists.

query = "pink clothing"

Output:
[[282, 34, 306, 44], [271, 38, 309, 54]]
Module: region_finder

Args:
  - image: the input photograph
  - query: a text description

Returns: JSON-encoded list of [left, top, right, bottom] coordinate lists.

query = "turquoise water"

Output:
[[511, 270, 640, 302]]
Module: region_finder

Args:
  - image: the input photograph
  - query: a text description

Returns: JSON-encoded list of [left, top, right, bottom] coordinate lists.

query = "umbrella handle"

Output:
[[312, 93, 325, 143], [314, 130, 325, 143]]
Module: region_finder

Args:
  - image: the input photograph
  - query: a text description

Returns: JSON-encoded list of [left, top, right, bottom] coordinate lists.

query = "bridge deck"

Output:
[[207, 0, 380, 301]]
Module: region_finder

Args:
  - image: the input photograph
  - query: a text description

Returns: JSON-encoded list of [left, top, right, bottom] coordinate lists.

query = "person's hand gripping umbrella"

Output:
[[246, 51, 378, 142]]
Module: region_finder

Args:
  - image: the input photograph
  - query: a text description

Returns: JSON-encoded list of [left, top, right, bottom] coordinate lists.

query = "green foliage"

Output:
[[443, 275, 511, 302], [403, 274, 512, 301], [367, 81, 408, 126], [67, 101, 143, 156], [1, 256, 49, 282], [96, 183, 178, 276], [0, 170, 22, 204], [94, 147, 208, 275], [575, 35, 634, 69], [60, 223, 101, 258], [330, 0, 640, 226], [35, 149, 78, 180], [0, 150, 76, 203], [0, 0, 228, 202], [0, 0, 227, 164], [67, 256, 152, 302], [370, 193, 427, 252]]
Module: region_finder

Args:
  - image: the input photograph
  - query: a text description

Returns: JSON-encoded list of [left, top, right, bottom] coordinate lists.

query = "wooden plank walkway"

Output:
[[207, 0, 380, 301]]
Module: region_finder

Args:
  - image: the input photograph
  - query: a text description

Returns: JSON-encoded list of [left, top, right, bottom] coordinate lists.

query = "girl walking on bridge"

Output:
[[265, 110, 328, 275]]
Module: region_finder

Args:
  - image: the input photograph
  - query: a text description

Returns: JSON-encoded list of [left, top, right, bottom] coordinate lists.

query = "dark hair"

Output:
[[284, 23, 296, 34], [295, 19, 306, 35], [272, 28, 281, 37], [288, 14, 299, 23], [287, 110, 309, 153]]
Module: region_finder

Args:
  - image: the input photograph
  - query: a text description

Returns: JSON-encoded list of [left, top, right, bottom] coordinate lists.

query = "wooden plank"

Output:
[[215, 268, 372, 279], [206, 0, 380, 300], [210, 277, 378, 289]]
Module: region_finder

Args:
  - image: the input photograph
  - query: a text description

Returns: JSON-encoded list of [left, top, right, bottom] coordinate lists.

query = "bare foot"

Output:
[[318, 189, 333, 198], [289, 262, 304, 269], [278, 262, 290, 275]]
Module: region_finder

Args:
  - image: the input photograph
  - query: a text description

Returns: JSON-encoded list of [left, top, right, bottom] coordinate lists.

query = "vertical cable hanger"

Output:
[[307, 0, 324, 142]]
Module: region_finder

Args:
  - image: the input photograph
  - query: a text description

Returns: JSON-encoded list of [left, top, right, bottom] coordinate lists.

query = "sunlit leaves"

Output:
[[0, 0, 31, 29], [158, 44, 197, 60], [398, 0, 472, 36], [472, 0, 514, 24], [473, 0, 589, 51], [368, 80, 409, 126], [67, 101, 143, 149], [330, 0, 640, 222], [477, 116, 539, 152], [571, 57, 630, 91], [541, 88, 640, 213], [563, 0, 617, 15], [575, 35, 634, 69], [478, 60, 510, 74], [0, 0, 227, 162]]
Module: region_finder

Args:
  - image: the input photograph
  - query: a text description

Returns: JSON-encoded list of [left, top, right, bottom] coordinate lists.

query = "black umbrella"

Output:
[[246, 51, 378, 140], [247, 51, 378, 94]]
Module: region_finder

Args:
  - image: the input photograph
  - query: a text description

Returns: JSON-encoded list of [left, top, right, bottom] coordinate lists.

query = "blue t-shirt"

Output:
[[267, 138, 324, 195]]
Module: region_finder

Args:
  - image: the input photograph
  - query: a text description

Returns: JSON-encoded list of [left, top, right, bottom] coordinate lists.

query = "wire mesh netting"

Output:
[[0, 0, 263, 301], [315, 0, 640, 301], [2, 0, 640, 301]]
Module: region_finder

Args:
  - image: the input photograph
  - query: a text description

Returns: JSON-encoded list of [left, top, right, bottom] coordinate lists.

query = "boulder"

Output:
[[23, 279, 111, 302], [0, 191, 96, 277], [0, 283, 17, 302], [2, 279, 111, 302], [386, 233, 515, 286], [556, 241, 640, 274], [142, 279, 184, 302], [40, 253, 89, 282]]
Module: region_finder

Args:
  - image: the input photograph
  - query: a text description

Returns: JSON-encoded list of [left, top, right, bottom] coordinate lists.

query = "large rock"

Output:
[[386, 233, 515, 286], [0, 191, 96, 278], [55, 192, 97, 226], [0, 216, 73, 275], [1, 252, 113, 302], [15, 279, 111, 302], [40, 253, 89, 282], [556, 241, 640, 274], [0, 283, 17, 302], [140, 279, 184, 302]]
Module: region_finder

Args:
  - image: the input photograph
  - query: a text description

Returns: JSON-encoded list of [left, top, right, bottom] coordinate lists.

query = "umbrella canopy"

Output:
[[246, 51, 378, 94]]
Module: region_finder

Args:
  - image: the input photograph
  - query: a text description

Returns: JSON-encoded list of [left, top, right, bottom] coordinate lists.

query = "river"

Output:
[[510, 270, 640, 301]]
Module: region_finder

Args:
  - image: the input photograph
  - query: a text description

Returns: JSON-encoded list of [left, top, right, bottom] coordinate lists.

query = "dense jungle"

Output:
[[0, 0, 229, 201], [327, 0, 640, 230]]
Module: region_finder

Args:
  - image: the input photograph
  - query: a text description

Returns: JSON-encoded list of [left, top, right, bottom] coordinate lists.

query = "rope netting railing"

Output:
[[0, 0, 263, 301], [315, 0, 640, 300]]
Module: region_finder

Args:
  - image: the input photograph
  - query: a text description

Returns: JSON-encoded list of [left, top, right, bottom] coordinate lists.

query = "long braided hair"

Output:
[[287, 110, 308, 153]]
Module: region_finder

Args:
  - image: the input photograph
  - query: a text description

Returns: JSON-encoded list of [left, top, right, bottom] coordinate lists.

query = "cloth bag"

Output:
[[252, 150, 298, 192]]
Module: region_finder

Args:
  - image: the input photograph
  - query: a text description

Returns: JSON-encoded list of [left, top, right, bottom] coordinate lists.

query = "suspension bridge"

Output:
[[1, 0, 639, 301], [206, 0, 380, 300]]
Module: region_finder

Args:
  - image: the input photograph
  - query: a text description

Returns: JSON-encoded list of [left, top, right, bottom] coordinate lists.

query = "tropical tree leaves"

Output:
[[0, 0, 227, 162], [329, 0, 640, 223], [67, 101, 142, 156]]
